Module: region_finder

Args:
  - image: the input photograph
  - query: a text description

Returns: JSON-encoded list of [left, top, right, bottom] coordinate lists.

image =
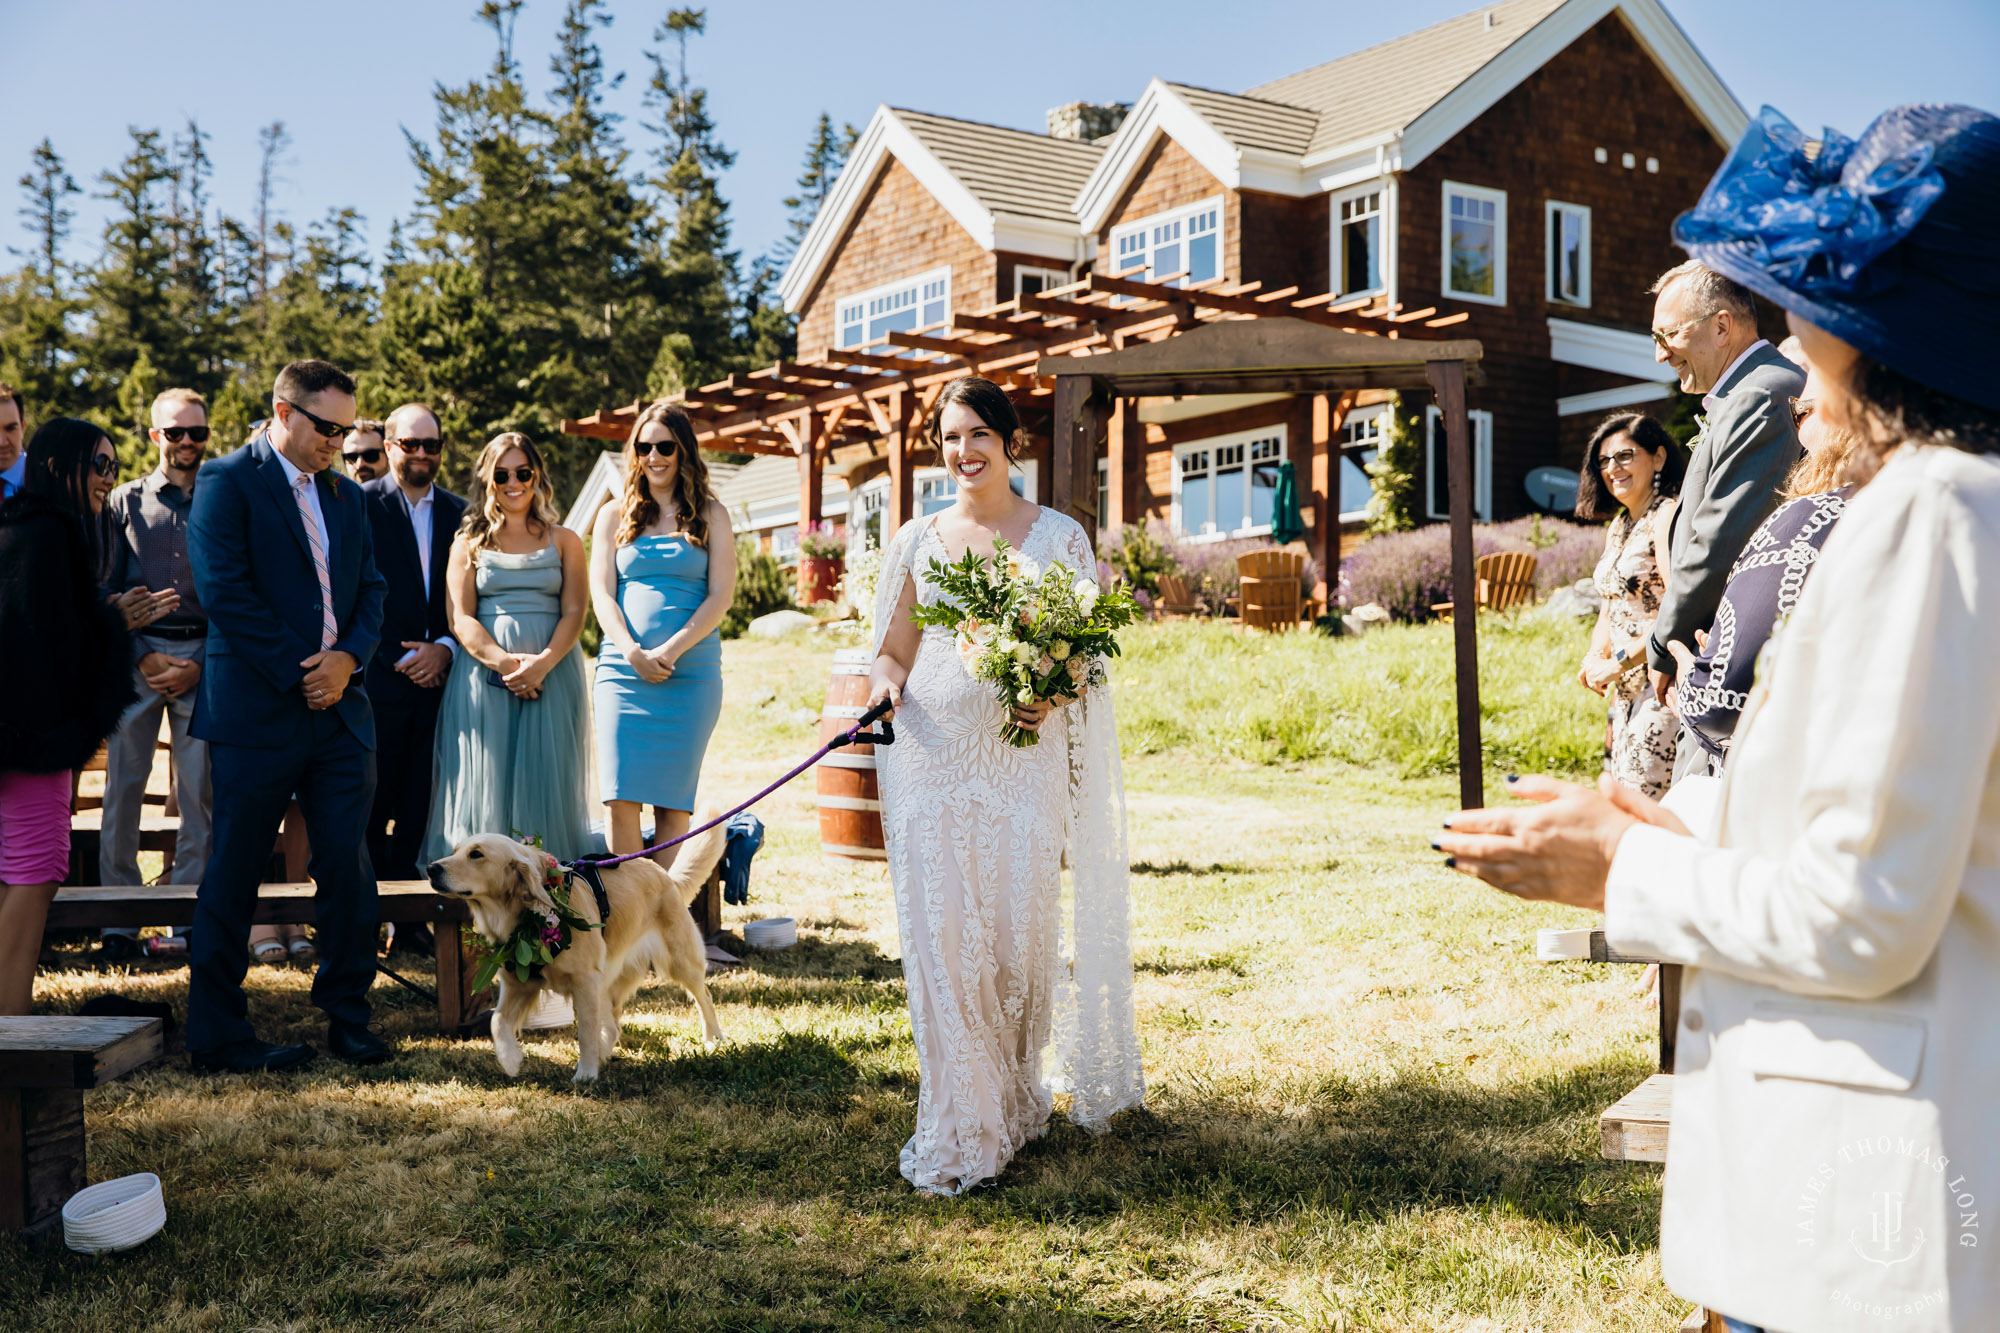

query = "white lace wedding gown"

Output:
[[872, 509, 1145, 1195]]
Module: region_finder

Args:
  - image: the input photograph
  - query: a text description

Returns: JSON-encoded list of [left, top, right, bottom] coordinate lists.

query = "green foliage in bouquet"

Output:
[[907, 539, 1142, 746], [466, 835, 602, 993]]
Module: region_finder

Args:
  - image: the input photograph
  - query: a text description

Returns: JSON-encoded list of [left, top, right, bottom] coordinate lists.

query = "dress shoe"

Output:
[[189, 1039, 316, 1075], [327, 1020, 393, 1065]]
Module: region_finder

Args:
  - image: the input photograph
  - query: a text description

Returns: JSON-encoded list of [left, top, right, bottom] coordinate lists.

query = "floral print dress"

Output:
[[1593, 493, 1677, 798]]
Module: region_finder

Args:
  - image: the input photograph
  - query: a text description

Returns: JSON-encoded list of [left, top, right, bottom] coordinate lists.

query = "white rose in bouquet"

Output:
[[1003, 550, 1042, 583], [1010, 640, 1037, 666], [1073, 577, 1101, 615], [956, 618, 996, 674]]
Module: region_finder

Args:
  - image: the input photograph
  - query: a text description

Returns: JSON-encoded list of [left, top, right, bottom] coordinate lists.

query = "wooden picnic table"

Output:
[[1, 1016, 165, 1234]]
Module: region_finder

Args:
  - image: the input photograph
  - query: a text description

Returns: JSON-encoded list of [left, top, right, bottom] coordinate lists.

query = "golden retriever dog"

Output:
[[426, 822, 726, 1081]]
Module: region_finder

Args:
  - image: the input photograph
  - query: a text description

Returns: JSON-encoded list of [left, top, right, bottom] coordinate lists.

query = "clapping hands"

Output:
[[112, 586, 180, 631]]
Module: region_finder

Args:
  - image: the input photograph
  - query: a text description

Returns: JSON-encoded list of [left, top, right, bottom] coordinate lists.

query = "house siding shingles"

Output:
[[1095, 135, 1238, 282], [796, 157, 995, 359], [1395, 13, 1725, 518]]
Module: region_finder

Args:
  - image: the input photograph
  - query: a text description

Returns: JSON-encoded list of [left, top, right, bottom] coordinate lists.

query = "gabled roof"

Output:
[[1161, 84, 1319, 157], [776, 105, 1102, 314]]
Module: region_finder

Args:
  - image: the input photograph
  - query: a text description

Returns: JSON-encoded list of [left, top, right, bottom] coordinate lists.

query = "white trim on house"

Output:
[[1556, 381, 1674, 416], [1424, 406, 1494, 522], [1338, 403, 1390, 523], [1441, 180, 1507, 306], [563, 450, 626, 535], [1547, 316, 1677, 381], [1545, 199, 1591, 308], [1330, 180, 1390, 300], [1075, 82, 1273, 234], [1169, 424, 1289, 540], [834, 265, 952, 351], [1109, 195, 1225, 288], [1014, 264, 1069, 297]]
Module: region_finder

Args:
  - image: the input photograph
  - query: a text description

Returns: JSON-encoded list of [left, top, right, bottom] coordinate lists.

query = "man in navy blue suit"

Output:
[[186, 360, 389, 1072], [361, 402, 464, 948]]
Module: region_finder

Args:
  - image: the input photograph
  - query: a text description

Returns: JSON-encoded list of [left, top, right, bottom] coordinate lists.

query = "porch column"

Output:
[[1424, 358, 1483, 811]]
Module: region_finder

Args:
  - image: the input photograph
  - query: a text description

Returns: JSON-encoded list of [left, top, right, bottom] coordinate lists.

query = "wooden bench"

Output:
[[1, 1016, 164, 1235]]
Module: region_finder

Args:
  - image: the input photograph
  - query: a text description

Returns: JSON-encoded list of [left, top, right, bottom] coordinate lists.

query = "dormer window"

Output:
[[1108, 197, 1222, 287], [836, 266, 952, 350]]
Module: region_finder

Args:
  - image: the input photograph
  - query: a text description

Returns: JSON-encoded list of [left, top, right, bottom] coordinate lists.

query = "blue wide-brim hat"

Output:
[[1674, 103, 2000, 411]]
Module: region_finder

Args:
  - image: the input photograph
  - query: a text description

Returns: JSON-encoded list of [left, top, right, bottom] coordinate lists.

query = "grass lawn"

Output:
[[5, 618, 1684, 1332]]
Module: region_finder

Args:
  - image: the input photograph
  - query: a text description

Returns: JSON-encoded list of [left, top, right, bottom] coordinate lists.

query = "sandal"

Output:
[[288, 936, 318, 965], [252, 939, 287, 965]]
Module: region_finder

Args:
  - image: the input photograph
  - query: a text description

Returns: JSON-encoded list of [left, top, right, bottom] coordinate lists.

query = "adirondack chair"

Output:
[[1432, 550, 1540, 621], [1235, 549, 1309, 631], [1154, 573, 1201, 618]]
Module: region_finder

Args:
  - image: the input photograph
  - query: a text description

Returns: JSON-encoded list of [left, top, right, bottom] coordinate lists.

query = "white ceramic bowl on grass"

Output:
[[743, 918, 797, 951], [63, 1173, 166, 1255]]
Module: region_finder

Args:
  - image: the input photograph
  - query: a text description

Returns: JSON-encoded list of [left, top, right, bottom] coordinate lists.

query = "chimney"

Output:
[[1046, 102, 1131, 142]]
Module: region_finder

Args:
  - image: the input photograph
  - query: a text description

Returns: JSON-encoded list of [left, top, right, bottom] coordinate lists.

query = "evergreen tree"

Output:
[[772, 113, 859, 267], [84, 128, 188, 408], [0, 139, 83, 415]]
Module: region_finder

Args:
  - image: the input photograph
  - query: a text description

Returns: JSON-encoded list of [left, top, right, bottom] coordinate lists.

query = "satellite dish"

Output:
[[1525, 466, 1580, 513]]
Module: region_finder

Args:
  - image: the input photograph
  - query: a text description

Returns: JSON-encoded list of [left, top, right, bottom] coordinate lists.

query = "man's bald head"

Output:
[[386, 403, 440, 440], [384, 402, 443, 491]]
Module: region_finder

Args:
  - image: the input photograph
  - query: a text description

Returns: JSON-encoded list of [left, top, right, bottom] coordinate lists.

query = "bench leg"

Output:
[[1658, 962, 1682, 1074], [1, 1086, 86, 1236], [433, 918, 491, 1040], [690, 868, 722, 943]]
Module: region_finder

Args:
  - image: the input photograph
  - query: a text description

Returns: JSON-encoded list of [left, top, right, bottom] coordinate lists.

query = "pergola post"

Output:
[[796, 408, 824, 540], [1106, 397, 1138, 534], [1050, 374, 1103, 531], [887, 385, 914, 529], [1424, 358, 1484, 810]]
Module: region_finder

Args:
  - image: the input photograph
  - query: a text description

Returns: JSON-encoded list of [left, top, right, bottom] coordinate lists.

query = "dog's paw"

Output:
[[495, 1043, 524, 1078], [572, 1066, 599, 1084]]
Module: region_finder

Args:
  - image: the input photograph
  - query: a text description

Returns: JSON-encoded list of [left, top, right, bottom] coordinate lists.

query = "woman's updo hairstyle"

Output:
[[926, 376, 1025, 461]]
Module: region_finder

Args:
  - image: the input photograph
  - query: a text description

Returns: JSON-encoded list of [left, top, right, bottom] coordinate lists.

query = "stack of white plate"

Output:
[[743, 917, 797, 951], [1536, 928, 1595, 962], [63, 1173, 166, 1255], [520, 989, 575, 1031]]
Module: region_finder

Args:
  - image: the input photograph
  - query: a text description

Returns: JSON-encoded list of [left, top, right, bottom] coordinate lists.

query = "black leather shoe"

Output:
[[328, 1021, 393, 1065], [189, 1039, 315, 1074]]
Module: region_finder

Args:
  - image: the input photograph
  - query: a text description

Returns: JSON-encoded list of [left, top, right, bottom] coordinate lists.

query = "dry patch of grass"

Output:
[[5, 628, 1680, 1331]]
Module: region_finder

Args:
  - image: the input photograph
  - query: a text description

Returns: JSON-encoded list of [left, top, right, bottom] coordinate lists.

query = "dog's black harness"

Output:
[[563, 857, 615, 926]]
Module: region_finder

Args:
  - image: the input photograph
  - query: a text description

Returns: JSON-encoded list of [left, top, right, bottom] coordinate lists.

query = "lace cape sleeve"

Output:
[[1048, 512, 1146, 1129], [870, 517, 929, 657]]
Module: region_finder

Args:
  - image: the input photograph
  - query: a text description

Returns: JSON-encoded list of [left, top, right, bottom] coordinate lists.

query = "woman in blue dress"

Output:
[[423, 432, 592, 863], [589, 401, 736, 865]]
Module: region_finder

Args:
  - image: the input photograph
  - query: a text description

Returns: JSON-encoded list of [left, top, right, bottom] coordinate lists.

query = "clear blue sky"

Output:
[[6, 0, 1995, 288]]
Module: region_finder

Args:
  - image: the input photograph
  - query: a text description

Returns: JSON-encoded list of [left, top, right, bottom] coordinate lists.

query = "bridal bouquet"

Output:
[[908, 539, 1140, 746]]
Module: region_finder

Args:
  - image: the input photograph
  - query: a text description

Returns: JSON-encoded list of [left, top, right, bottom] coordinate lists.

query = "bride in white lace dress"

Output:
[[866, 376, 1145, 1195]]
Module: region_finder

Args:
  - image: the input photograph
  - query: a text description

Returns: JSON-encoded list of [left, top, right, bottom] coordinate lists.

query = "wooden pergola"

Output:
[[563, 272, 1490, 806]]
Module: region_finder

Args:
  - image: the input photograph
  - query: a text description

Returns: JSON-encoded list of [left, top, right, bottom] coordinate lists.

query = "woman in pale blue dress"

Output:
[[589, 401, 736, 865], [423, 432, 591, 863]]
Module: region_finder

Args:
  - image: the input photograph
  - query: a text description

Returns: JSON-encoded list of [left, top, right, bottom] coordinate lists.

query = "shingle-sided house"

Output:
[[760, 0, 1747, 563]]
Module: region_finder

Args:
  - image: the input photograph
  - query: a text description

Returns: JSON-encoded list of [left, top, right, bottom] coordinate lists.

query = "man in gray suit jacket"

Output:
[[1643, 261, 1804, 704]]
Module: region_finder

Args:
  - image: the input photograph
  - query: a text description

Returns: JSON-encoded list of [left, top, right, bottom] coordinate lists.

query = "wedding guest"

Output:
[[1440, 104, 2000, 1330], [99, 388, 216, 960], [1643, 261, 1804, 705], [187, 359, 388, 1072], [343, 420, 386, 482], [1666, 339, 1871, 780], [362, 403, 464, 952], [0, 384, 25, 499], [422, 432, 590, 864], [1574, 413, 1683, 798], [589, 401, 734, 866], [0, 419, 135, 1013]]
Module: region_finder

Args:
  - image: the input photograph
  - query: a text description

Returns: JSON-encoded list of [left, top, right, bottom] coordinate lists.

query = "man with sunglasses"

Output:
[[343, 420, 387, 483], [97, 389, 215, 960], [360, 403, 464, 947], [185, 359, 389, 1074], [1642, 260, 1803, 710]]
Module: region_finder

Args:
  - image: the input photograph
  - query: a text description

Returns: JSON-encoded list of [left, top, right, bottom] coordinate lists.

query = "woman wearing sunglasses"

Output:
[[0, 419, 139, 1013], [588, 400, 735, 868], [1574, 411, 1685, 798], [421, 432, 592, 864]]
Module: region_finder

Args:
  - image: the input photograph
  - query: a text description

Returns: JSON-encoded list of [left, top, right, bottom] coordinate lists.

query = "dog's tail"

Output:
[[664, 807, 730, 907]]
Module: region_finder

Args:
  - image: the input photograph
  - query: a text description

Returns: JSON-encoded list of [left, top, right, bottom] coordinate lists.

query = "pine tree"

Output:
[[772, 113, 859, 267], [85, 128, 186, 408], [0, 140, 83, 416], [254, 121, 291, 322]]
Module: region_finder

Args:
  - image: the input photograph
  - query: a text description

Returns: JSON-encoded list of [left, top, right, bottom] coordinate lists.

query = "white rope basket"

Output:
[[63, 1172, 166, 1254], [743, 917, 797, 951]]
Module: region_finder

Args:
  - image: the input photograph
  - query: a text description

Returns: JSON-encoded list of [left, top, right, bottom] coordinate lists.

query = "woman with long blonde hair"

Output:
[[422, 431, 592, 862], [589, 401, 735, 864]]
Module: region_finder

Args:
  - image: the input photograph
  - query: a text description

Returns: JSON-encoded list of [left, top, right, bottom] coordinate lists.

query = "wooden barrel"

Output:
[[817, 648, 886, 860]]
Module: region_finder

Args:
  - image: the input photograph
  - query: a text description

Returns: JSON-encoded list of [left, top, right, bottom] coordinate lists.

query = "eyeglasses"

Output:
[[154, 426, 210, 444], [632, 438, 676, 457], [1598, 448, 1642, 473], [392, 437, 443, 455], [494, 466, 536, 484], [1789, 397, 1817, 428], [279, 398, 355, 441], [344, 448, 384, 465], [1649, 309, 1721, 349], [89, 453, 118, 479]]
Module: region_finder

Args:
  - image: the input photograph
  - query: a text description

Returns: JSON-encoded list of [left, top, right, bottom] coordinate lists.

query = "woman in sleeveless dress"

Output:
[[423, 432, 591, 863], [1573, 413, 1683, 799], [589, 400, 735, 865], [865, 377, 1144, 1196]]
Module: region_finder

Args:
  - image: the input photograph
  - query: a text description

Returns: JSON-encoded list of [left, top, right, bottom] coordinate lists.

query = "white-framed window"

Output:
[[1109, 196, 1222, 287], [916, 461, 1037, 514], [1338, 405, 1388, 522], [1424, 405, 1493, 522], [1545, 200, 1590, 307], [1096, 456, 1110, 533], [848, 462, 1038, 544], [836, 265, 951, 350], [1441, 181, 1506, 305], [1332, 186, 1386, 298], [1015, 265, 1067, 298], [848, 482, 887, 554], [771, 525, 800, 565], [1172, 427, 1285, 538]]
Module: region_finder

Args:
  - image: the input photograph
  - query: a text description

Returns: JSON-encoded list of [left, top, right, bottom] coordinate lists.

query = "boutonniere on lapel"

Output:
[[325, 469, 342, 498]]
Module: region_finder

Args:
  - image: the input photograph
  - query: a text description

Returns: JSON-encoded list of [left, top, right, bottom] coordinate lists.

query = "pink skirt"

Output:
[[0, 769, 74, 885]]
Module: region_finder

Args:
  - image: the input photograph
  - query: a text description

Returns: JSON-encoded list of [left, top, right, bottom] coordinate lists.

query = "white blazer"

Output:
[[1605, 443, 2000, 1332]]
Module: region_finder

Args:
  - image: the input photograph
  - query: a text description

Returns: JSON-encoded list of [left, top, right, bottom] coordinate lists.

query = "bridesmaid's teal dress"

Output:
[[592, 534, 723, 812], [422, 545, 591, 863]]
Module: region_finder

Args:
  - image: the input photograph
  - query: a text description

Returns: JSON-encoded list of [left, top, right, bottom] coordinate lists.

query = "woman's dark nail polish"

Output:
[[1504, 774, 1520, 784], [1443, 856, 1457, 869], [1429, 839, 1441, 851], [1441, 818, 1454, 829]]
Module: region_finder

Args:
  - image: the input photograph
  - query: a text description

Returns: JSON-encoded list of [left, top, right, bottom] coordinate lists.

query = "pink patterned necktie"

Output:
[[292, 474, 338, 651]]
